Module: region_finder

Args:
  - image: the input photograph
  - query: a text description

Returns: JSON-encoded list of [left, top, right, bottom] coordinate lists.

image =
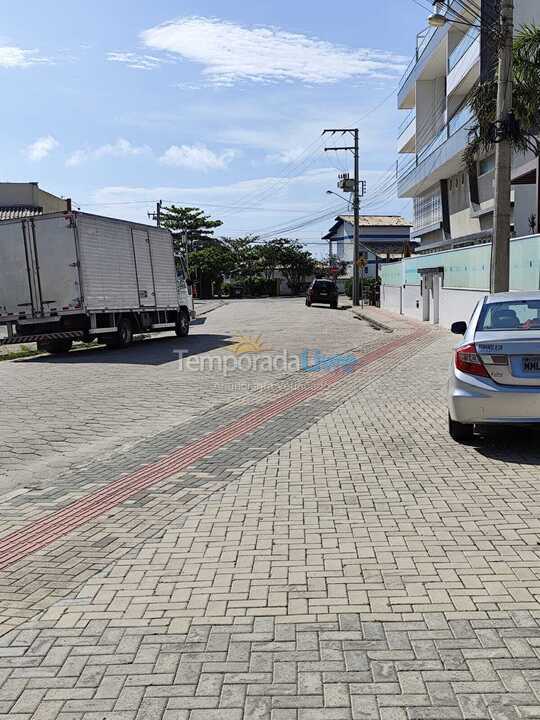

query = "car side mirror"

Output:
[[451, 321, 467, 335]]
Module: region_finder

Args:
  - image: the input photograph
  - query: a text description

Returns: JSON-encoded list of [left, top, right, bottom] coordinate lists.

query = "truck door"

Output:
[[131, 229, 156, 307], [0, 220, 36, 317], [31, 216, 81, 314]]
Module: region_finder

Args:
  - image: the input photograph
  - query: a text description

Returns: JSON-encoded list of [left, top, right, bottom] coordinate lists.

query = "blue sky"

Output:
[[2, 0, 426, 256]]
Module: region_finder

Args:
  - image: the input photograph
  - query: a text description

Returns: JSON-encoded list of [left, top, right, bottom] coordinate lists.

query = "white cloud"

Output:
[[107, 51, 171, 70], [66, 138, 151, 167], [24, 136, 59, 161], [141, 17, 407, 85], [0, 46, 49, 68], [159, 144, 236, 171]]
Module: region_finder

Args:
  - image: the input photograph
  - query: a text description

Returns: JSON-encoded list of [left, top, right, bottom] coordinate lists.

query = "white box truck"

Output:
[[0, 211, 194, 353]]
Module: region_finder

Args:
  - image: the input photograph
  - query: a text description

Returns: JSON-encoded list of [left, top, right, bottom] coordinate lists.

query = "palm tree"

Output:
[[464, 24, 540, 169]]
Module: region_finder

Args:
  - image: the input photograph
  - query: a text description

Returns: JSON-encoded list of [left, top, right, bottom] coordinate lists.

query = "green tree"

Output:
[[188, 244, 235, 296], [464, 24, 540, 169], [278, 241, 316, 294], [160, 206, 223, 255], [223, 236, 261, 279], [257, 238, 291, 280]]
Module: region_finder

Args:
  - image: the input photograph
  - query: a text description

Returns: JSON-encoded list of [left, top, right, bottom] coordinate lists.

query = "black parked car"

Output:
[[306, 279, 339, 309]]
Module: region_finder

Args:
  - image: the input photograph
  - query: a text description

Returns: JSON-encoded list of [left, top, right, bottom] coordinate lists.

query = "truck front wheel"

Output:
[[175, 309, 190, 338], [37, 339, 73, 355]]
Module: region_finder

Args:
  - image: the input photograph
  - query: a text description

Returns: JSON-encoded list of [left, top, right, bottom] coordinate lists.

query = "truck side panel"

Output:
[[77, 215, 139, 310], [148, 229, 178, 307]]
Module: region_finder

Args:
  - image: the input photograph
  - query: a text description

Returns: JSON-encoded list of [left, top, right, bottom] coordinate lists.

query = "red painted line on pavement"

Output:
[[0, 328, 431, 570]]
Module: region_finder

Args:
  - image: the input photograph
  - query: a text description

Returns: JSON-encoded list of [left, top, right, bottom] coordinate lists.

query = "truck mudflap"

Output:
[[0, 331, 85, 346]]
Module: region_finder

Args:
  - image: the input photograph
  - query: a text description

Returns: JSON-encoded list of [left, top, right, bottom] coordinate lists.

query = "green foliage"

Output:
[[276, 240, 316, 294], [188, 245, 235, 282], [221, 278, 276, 298], [160, 206, 223, 254], [344, 276, 380, 299], [464, 24, 540, 168]]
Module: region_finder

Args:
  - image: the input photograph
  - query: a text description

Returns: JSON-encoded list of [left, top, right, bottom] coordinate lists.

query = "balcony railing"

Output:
[[448, 103, 474, 136], [448, 27, 480, 72], [399, 110, 416, 135], [398, 27, 437, 93], [417, 126, 447, 164], [398, 104, 476, 183]]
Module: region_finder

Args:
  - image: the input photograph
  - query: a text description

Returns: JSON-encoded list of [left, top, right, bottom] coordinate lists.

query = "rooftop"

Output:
[[337, 215, 412, 228]]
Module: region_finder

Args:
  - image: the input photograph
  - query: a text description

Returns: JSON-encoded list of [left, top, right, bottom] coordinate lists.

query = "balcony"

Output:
[[398, 28, 436, 90], [447, 29, 480, 96], [398, 103, 476, 197], [397, 111, 416, 154], [398, 26, 442, 109]]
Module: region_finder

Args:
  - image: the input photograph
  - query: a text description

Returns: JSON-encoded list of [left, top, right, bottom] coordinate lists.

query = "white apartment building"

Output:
[[397, 0, 540, 253]]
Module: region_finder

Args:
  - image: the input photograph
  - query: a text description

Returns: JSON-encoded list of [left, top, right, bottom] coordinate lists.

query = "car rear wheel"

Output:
[[305, 299, 311, 307], [330, 300, 338, 309], [448, 414, 474, 443]]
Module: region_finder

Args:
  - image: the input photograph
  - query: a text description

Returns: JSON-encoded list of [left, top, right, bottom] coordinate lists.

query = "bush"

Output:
[[344, 276, 380, 299], [220, 277, 277, 298]]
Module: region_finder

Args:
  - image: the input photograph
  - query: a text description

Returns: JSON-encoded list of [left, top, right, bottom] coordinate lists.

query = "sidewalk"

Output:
[[1, 312, 540, 718]]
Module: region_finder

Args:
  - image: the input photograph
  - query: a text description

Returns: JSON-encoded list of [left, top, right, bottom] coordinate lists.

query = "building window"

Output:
[[413, 190, 442, 231], [478, 156, 495, 176]]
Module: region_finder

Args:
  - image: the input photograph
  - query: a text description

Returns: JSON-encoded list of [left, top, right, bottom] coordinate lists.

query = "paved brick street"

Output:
[[1, 299, 540, 719]]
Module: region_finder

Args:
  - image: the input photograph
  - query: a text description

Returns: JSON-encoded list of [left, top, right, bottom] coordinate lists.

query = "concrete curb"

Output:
[[195, 300, 227, 317], [352, 309, 394, 333]]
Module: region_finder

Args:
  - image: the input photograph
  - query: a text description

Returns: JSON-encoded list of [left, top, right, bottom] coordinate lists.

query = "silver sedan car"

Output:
[[448, 292, 540, 442]]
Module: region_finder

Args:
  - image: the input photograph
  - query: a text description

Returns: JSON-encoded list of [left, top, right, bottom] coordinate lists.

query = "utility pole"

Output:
[[323, 129, 361, 306], [490, 0, 514, 293], [148, 200, 163, 227]]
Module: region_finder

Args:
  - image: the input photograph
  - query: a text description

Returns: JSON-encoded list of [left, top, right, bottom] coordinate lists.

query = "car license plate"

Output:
[[320, 292, 327, 296], [523, 357, 540, 372]]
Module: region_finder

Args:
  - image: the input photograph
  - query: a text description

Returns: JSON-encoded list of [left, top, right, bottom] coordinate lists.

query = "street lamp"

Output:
[[427, 1, 481, 28], [428, 1, 447, 28], [326, 189, 352, 207]]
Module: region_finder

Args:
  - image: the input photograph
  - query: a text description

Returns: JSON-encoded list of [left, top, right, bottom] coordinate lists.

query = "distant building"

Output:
[[0, 182, 71, 221], [323, 215, 415, 279]]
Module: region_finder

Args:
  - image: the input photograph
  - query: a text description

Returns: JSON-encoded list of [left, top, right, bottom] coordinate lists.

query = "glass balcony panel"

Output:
[[448, 27, 480, 72]]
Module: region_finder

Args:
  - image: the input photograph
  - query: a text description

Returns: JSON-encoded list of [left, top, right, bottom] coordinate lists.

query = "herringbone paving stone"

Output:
[[1, 305, 540, 718]]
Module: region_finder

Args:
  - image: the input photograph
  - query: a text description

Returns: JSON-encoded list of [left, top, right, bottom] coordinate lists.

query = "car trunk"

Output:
[[475, 331, 540, 386]]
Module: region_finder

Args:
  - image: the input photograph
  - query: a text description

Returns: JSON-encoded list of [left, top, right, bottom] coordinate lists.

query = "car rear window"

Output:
[[313, 280, 336, 289], [478, 300, 540, 331]]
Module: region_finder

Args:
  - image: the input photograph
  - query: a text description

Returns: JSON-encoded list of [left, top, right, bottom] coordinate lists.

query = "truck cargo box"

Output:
[[0, 212, 180, 320]]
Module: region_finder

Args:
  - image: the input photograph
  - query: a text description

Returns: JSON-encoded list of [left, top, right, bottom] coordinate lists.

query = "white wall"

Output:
[[402, 284, 423, 320], [381, 282, 488, 329], [380, 285, 402, 314], [438, 287, 487, 329]]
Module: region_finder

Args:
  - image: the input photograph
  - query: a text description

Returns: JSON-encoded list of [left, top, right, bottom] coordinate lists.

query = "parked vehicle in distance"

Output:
[[0, 212, 194, 354], [448, 292, 540, 442], [306, 279, 339, 309]]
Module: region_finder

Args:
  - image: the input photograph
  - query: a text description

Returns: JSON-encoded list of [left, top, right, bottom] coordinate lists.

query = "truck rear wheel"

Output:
[[105, 318, 133, 349], [37, 339, 73, 355], [175, 309, 190, 338]]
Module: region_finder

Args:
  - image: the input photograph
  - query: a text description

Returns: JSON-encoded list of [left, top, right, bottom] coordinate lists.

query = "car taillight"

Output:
[[455, 343, 489, 378]]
